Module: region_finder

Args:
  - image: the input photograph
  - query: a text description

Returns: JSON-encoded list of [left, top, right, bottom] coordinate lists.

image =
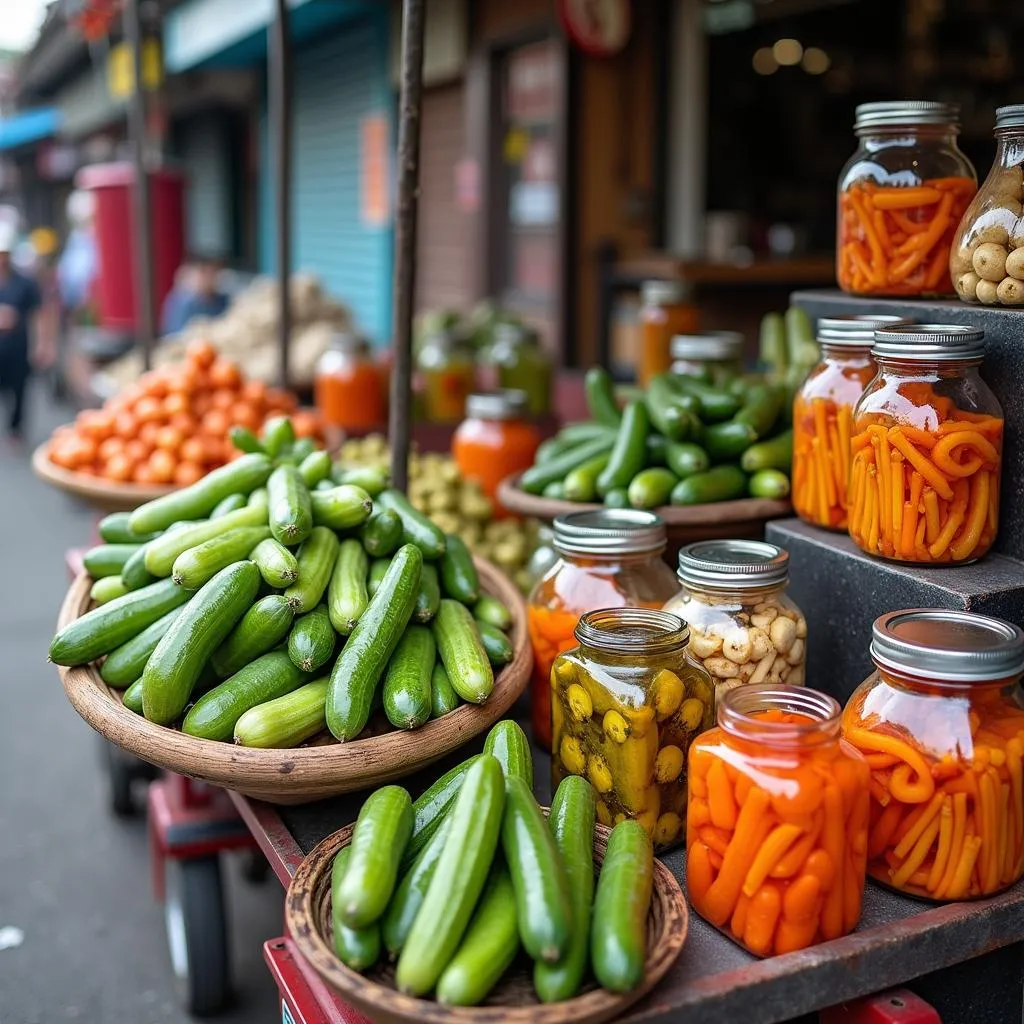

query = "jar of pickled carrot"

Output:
[[417, 327, 476, 423], [638, 280, 699, 387], [452, 390, 541, 511], [837, 101, 976, 297], [687, 685, 870, 956], [849, 324, 1003, 564], [527, 510, 679, 750], [842, 609, 1024, 901], [314, 332, 386, 432], [792, 315, 909, 531]]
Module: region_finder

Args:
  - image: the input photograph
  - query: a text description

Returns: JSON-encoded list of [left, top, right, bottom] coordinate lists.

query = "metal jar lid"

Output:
[[465, 389, 529, 420], [670, 332, 744, 362], [995, 105, 1024, 131], [553, 509, 667, 557], [854, 101, 960, 133], [872, 324, 985, 362], [677, 539, 789, 591], [641, 279, 687, 306], [817, 315, 910, 347], [871, 609, 1024, 682]]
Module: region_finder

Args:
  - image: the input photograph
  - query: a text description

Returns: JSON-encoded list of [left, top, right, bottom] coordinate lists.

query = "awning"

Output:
[[0, 107, 61, 152]]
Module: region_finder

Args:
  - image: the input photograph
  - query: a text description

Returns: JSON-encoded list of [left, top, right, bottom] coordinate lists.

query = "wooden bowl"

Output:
[[55, 558, 531, 804], [285, 819, 688, 1024], [33, 441, 176, 513]]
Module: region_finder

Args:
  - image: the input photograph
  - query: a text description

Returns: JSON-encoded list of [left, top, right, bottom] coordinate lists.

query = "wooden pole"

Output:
[[270, 0, 293, 389], [388, 0, 426, 493]]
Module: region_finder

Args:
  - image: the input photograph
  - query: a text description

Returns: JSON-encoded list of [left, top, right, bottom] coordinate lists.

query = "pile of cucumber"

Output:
[[330, 720, 655, 1006], [50, 417, 517, 747]]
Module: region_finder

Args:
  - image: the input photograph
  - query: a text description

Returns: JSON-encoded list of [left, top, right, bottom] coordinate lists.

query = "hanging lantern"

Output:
[[64, 0, 122, 43]]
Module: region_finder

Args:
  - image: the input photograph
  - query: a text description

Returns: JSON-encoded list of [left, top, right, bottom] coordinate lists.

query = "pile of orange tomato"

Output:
[[49, 341, 322, 487]]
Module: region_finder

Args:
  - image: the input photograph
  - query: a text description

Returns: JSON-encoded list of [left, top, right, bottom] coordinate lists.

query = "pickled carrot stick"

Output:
[[888, 209, 930, 234], [891, 762, 936, 803], [924, 241, 952, 290], [867, 472, 881, 553], [843, 851, 863, 931], [914, 515, 928, 560], [870, 429, 894, 541], [939, 415, 1004, 437], [733, 771, 754, 808], [812, 437, 832, 525], [887, 428, 954, 500], [847, 729, 934, 797], [890, 424, 937, 450], [846, 243, 882, 289], [813, 402, 837, 507], [828, 421, 844, 504], [987, 474, 999, 535], [945, 835, 983, 900], [781, 872, 822, 923], [770, 814, 824, 878], [742, 824, 805, 898], [730, 891, 750, 937], [1007, 739, 1023, 854], [689, 798, 711, 829], [874, 210, 893, 255], [838, 406, 853, 496], [893, 191, 953, 257], [870, 187, 944, 209], [774, 916, 820, 955], [708, 848, 724, 871], [820, 786, 846, 940], [707, 761, 738, 831], [850, 457, 867, 531], [890, 451, 905, 556], [949, 470, 990, 562], [869, 775, 891, 806], [922, 488, 941, 544], [868, 800, 905, 859], [894, 791, 946, 859], [699, 825, 732, 858], [864, 752, 900, 771], [687, 841, 715, 901], [928, 478, 970, 559], [980, 769, 1001, 892], [901, 472, 923, 556], [852, 429, 873, 450], [848, 192, 888, 278], [743, 884, 782, 957], [930, 177, 978, 194], [892, 812, 942, 888], [998, 783, 1013, 884], [937, 792, 968, 898], [927, 798, 954, 893]]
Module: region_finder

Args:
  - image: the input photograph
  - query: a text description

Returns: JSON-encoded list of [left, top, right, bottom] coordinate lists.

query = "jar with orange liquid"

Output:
[[527, 510, 678, 750], [792, 315, 908, 531], [842, 609, 1024, 901], [638, 280, 698, 387], [848, 325, 1003, 565], [417, 327, 476, 423], [314, 332, 386, 433], [687, 685, 870, 956]]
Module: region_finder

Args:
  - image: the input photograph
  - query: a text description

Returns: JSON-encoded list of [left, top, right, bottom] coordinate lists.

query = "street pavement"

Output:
[[0, 381, 281, 1024]]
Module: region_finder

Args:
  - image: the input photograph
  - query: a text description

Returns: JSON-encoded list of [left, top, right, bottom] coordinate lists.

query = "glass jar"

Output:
[[792, 315, 909, 531], [638, 280, 699, 387], [951, 105, 1024, 306], [664, 540, 807, 706], [837, 102, 976, 297], [452, 390, 542, 512], [670, 332, 745, 386], [486, 322, 552, 416], [314, 332, 386, 432], [842, 609, 1024, 901], [551, 608, 714, 850], [417, 328, 476, 423], [848, 325, 1003, 564], [687, 685, 870, 955], [528, 510, 679, 750]]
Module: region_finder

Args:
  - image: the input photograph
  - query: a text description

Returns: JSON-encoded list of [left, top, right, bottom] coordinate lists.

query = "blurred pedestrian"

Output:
[[160, 254, 228, 336]]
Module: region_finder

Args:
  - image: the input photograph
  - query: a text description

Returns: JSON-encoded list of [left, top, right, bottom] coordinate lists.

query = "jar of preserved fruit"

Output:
[[452, 390, 542, 512], [837, 102, 976, 297], [528, 510, 679, 750], [849, 325, 1003, 564], [417, 327, 476, 423], [664, 540, 807, 705], [314, 331, 386, 432], [485, 322, 552, 416], [792, 315, 909, 531], [951, 105, 1024, 306], [842, 609, 1024, 900], [552, 607, 714, 850], [670, 332, 745, 386], [638, 280, 699, 387], [688, 685, 870, 955]]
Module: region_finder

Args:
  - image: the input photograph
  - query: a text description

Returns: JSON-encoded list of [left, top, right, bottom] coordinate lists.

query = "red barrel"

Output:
[[77, 162, 185, 332]]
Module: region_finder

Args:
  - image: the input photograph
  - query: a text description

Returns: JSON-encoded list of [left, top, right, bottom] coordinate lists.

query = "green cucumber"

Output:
[[284, 527, 340, 613], [406, 754, 482, 866], [584, 367, 622, 427], [734, 382, 783, 439], [591, 819, 653, 993], [627, 468, 678, 510], [229, 425, 264, 455], [327, 539, 368, 635], [171, 526, 272, 590], [436, 863, 519, 1006], [182, 649, 305, 740], [675, 376, 741, 422], [120, 544, 157, 591], [100, 606, 186, 687], [476, 620, 513, 666], [749, 467, 791, 499], [557, 421, 620, 444], [519, 435, 615, 496], [432, 599, 493, 704], [298, 450, 331, 488], [287, 604, 336, 673], [473, 595, 512, 632], [290, 437, 316, 464], [211, 594, 294, 677], [534, 436, 572, 463], [335, 786, 413, 928], [665, 440, 711, 479], [543, 481, 567, 500], [122, 678, 144, 714], [314, 478, 334, 491], [759, 310, 788, 373], [359, 509, 403, 557], [740, 428, 793, 472], [144, 505, 266, 578], [604, 488, 629, 508], [83, 544, 141, 579], [563, 453, 610, 503], [326, 544, 422, 740], [247, 486, 269, 510], [702, 420, 758, 462], [141, 561, 260, 725], [268, 464, 313, 546], [331, 846, 382, 972], [534, 775, 597, 1002], [483, 720, 533, 786], [430, 663, 461, 718], [333, 465, 389, 496], [367, 557, 391, 597], [50, 578, 191, 666], [383, 626, 435, 729], [210, 493, 247, 518], [90, 576, 127, 605], [439, 534, 479, 605], [376, 489, 446, 559], [250, 537, 299, 588], [130, 454, 273, 534], [645, 374, 702, 441], [310, 485, 374, 531], [395, 756, 506, 996], [596, 401, 649, 497], [261, 415, 295, 458], [501, 775, 572, 963], [670, 464, 748, 505], [98, 511, 159, 544], [413, 563, 440, 623], [234, 677, 328, 747], [646, 433, 669, 466]]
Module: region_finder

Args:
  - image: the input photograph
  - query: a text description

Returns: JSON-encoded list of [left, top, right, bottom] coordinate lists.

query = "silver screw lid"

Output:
[[677, 539, 789, 591], [872, 324, 985, 362], [854, 101, 960, 133], [329, 330, 371, 354], [670, 332, 744, 362], [817, 315, 910, 347], [995, 105, 1024, 131], [465, 389, 529, 420], [553, 509, 667, 557], [871, 609, 1024, 682], [641, 279, 687, 306]]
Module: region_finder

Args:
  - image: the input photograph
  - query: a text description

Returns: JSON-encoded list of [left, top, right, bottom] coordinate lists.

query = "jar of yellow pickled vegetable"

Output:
[[551, 607, 714, 851]]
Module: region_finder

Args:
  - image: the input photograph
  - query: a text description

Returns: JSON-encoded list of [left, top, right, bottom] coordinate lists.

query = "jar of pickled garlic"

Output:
[[664, 540, 807, 705], [528, 510, 679, 750], [849, 325, 1003, 564], [687, 685, 870, 956], [842, 609, 1024, 901], [552, 608, 714, 850], [837, 101, 976, 297], [417, 327, 476, 423], [314, 331, 386, 432], [792, 315, 909, 531], [670, 331, 744, 386], [638, 280, 699, 387], [951, 105, 1024, 306]]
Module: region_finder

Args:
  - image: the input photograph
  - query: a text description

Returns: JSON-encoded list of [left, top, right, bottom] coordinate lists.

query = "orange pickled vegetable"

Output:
[[527, 604, 580, 749]]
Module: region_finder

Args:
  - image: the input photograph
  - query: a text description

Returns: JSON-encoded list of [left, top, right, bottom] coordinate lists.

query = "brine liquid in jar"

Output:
[[638, 280, 699, 387]]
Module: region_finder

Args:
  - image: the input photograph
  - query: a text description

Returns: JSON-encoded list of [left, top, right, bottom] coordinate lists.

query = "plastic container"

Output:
[[848, 325, 1003, 564], [951, 105, 1024, 306], [842, 609, 1024, 900], [527, 510, 679, 750], [837, 102, 976, 297], [670, 332, 745, 385], [452, 390, 542, 511], [485, 322, 552, 416], [551, 607, 714, 850], [314, 332, 386, 432], [638, 280, 699, 387], [687, 685, 870, 955], [792, 315, 909, 531], [417, 328, 476, 423], [664, 540, 807, 706]]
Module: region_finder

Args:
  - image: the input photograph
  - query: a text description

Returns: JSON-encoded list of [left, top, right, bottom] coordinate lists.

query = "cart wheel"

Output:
[[164, 856, 231, 1016], [103, 740, 137, 817]]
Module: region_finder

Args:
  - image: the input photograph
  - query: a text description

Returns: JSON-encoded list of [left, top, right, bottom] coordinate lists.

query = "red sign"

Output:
[[559, 0, 631, 58]]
